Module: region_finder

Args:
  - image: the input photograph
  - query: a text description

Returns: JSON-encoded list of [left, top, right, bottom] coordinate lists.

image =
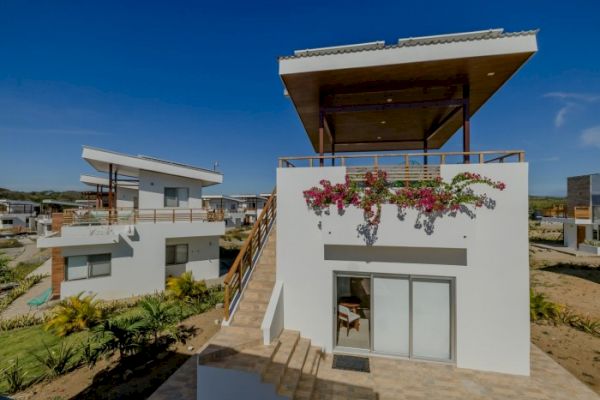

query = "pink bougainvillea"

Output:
[[303, 171, 506, 225]]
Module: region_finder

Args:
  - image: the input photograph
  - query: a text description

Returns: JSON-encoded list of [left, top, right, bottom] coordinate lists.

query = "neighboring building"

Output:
[[0, 199, 39, 231], [202, 195, 245, 228], [211, 28, 538, 393], [37, 200, 85, 237], [38, 146, 225, 300], [231, 194, 269, 224], [543, 174, 600, 254]]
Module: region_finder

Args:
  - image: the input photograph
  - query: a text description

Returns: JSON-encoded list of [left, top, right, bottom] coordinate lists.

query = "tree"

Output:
[[137, 297, 178, 344], [94, 315, 146, 359], [45, 292, 103, 336]]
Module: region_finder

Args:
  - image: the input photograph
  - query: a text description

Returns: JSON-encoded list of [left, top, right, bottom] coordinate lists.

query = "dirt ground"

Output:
[[529, 244, 600, 395], [16, 308, 223, 400]]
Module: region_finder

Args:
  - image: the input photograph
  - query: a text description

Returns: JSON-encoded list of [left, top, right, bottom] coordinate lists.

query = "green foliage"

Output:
[[33, 342, 77, 378], [530, 290, 562, 322], [166, 272, 207, 300], [583, 239, 600, 247], [0, 254, 11, 283], [558, 310, 600, 337], [0, 314, 49, 331], [79, 339, 101, 369], [0, 239, 23, 249], [0, 358, 27, 394], [45, 293, 104, 336], [94, 315, 146, 358], [528, 195, 565, 213], [0, 187, 84, 203], [137, 297, 179, 343], [0, 274, 46, 314]]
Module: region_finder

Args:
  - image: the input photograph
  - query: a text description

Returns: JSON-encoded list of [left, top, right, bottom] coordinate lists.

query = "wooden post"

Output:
[[404, 154, 410, 187], [462, 84, 471, 164], [423, 139, 428, 166], [319, 111, 325, 167], [108, 163, 113, 225]]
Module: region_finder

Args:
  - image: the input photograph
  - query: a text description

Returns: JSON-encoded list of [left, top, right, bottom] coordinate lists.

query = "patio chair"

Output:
[[27, 287, 52, 310], [338, 304, 360, 336]]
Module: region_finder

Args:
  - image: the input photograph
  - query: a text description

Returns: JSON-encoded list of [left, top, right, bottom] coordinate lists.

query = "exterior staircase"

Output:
[[198, 226, 324, 399]]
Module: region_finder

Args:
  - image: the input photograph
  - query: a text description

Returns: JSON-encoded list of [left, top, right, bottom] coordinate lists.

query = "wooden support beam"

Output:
[[319, 111, 324, 166], [108, 163, 113, 211], [321, 98, 463, 114], [462, 84, 471, 164]]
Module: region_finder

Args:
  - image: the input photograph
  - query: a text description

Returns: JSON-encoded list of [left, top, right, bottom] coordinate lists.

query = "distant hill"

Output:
[[0, 187, 85, 203], [529, 195, 565, 212]]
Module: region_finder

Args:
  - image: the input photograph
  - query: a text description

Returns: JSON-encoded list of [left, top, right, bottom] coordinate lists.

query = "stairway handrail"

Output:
[[223, 187, 276, 321]]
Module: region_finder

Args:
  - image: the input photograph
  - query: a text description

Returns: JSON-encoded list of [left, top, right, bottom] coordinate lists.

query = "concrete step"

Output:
[[262, 330, 300, 387], [277, 338, 311, 397], [238, 300, 269, 313], [294, 347, 322, 400], [232, 309, 265, 328], [241, 287, 273, 302], [247, 278, 275, 291]]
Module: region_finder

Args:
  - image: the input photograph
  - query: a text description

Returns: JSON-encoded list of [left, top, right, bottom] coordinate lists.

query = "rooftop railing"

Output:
[[543, 205, 593, 219], [62, 208, 224, 226]]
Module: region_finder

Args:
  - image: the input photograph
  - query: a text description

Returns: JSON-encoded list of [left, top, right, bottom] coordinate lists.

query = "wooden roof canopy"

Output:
[[279, 29, 538, 154]]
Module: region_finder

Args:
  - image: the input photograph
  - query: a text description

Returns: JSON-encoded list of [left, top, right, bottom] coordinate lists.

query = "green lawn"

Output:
[[0, 325, 90, 392]]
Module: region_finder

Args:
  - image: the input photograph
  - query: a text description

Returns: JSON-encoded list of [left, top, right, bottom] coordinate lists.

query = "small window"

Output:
[[166, 244, 188, 265], [164, 187, 189, 207], [65, 254, 111, 281], [1, 219, 13, 225]]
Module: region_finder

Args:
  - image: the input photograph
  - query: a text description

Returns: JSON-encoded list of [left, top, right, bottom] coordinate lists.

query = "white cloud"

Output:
[[544, 92, 600, 128], [544, 92, 600, 102], [580, 125, 600, 148]]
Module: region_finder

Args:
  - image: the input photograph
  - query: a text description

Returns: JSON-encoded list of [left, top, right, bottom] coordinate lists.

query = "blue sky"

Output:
[[0, 0, 599, 196]]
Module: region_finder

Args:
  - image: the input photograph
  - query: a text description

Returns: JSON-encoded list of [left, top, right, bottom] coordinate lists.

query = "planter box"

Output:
[[320, 204, 473, 249], [578, 243, 600, 255]]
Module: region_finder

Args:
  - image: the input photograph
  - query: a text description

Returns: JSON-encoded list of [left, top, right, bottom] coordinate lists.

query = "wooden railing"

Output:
[[223, 187, 276, 321], [279, 150, 525, 169], [573, 206, 591, 219], [543, 205, 592, 219], [62, 208, 224, 226]]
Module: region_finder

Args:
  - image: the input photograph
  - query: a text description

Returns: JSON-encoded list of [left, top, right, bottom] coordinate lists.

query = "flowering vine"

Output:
[[303, 171, 506, 226]]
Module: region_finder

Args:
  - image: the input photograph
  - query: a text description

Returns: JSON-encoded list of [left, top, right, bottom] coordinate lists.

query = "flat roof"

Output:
[[230, 194, 269, 201], [41, 199, 82, 207], [202, 195, 244, 202], [0, 199, 39, 206], [81, 146, 223, 186], [279, 29, 538, 152]]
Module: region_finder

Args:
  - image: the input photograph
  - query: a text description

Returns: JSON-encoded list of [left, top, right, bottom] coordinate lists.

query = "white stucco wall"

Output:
[[59, 221, 223, 300], [276, 163, 530, 375], [117, 187, 138, 208], [0, 213, 34, 229], [138, 170, 203, 209]]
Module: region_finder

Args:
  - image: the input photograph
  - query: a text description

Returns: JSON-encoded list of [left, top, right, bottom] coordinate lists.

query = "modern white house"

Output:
[[0, 199, 39, 231], [542, 173, 600, 254], [38, 146, 225, 300], [231, 194, 269, 224], [207, 29, 538, 393], [202, 195, 246, 228]]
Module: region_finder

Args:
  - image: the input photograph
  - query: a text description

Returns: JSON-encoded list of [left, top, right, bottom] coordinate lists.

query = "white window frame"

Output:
[[65, 253, 111, 281], [164, 187, 189, 208]]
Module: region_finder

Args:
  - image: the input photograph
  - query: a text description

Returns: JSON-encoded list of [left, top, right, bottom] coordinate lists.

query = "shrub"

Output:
[[0, 239, 23, 249], [33, 342, 77, 378], [559, 309, 600, 337], [166, 272, 207, 300], [137, 297, 178, 343], [0, 358, 27, 394], [530, 290, 561, 322], [94, 315, 146, 358], [45, 293, 103, 336], [79, 339, 101, 369], [0, 314, 48, 331], [0, 274, 46, 314]]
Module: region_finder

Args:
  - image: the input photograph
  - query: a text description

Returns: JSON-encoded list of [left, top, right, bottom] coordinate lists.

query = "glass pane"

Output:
[[373, 277, 409, 356], [177, 188, 189, 207], [336, 276, 370, 350], [175, 244, 188, 264], [164, 188, 178, 207], [165, 245, 176, 265], [89, 254, 111, 277], [412, 280, 451, 360], [67, 256, 88, 280]]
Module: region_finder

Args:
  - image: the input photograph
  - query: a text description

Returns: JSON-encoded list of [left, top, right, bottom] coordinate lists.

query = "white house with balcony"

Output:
[[202, 195, 245, 228], [542, 173, 600, 254], [208, 30, 538, 393], [0, 199, 39, 231], [38, 146, 225, 300]]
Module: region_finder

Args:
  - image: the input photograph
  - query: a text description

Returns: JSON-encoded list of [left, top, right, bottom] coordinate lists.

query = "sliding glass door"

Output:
[[334, 272, 454, 363]]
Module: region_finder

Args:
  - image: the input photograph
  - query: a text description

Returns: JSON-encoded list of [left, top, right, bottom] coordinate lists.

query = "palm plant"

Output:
[[45, 292, 104, 336], [137, 297, 179, 343], [79, 338, 101, 369], [33, 342, 77, 377], [1, 358, 27, 394], [166, 272, 207, 300], [94, 315, 146, 359], [530, 290, 561, 322]]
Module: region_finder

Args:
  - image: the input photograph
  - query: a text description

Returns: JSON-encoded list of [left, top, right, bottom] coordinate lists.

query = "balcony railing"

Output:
[[279, 150, 525, 182], [62, 208, 224, 226], [543, 205, 592, 219]]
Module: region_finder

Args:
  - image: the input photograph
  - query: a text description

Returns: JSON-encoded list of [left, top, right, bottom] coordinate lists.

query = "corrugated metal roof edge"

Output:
[[278, 30, 539, 60]]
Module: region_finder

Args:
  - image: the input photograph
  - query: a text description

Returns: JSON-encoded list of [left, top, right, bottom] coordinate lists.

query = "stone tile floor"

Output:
[[150, 344, 598, 400]]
